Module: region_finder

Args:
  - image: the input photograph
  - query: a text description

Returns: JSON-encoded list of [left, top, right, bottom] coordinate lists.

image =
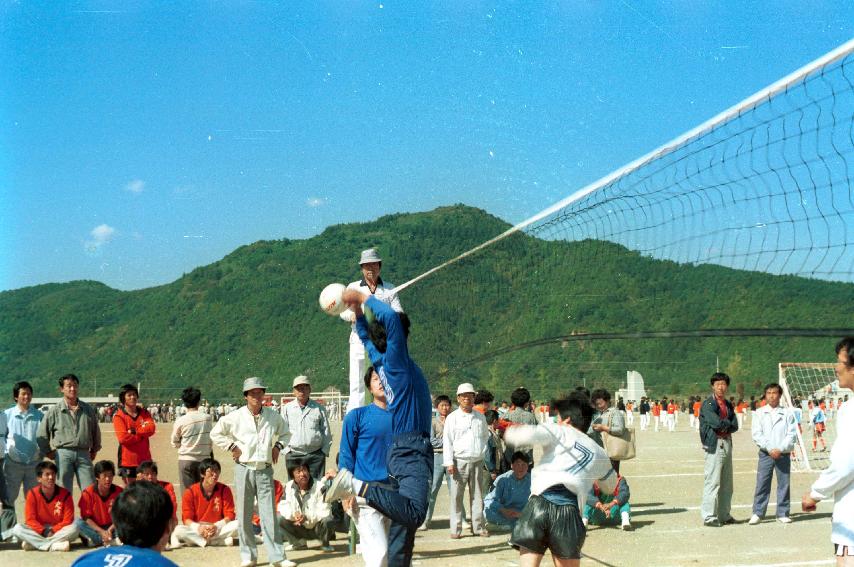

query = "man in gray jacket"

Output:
[[281, 376, 332, 480], [37, 374, 101, 492], [749, 383, 797, 525], [699, 372, 739, 527]]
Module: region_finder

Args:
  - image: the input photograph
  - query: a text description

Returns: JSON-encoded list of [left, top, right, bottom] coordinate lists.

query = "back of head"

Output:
[[112, 480, 173, 549], [510, 387, 530, 408], [475, 389, 494, 406], [368, 312, 411, 354], [552, 391, 594, 432], [181, 387, 202, 409], [484, 409, 500, 425]]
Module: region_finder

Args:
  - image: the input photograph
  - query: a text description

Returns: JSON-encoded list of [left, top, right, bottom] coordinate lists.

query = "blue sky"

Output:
[[2, 2, 853, 291]]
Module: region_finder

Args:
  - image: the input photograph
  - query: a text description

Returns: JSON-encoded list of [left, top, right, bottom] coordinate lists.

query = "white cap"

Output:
[[242, 377, 267, 394], [359, 248, 382, 265], [293, 375, 311, 388], [456, 383, 476, 396]]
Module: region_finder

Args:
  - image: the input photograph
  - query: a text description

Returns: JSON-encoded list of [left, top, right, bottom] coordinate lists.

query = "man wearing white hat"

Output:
[[341, 248, 403, 414], [443, 383, 490, 539], [281, 375, 332, 481], [210, 377, 293, 567]]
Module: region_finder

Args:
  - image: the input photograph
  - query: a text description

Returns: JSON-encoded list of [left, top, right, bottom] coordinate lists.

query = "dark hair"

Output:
[[590, 388, 611, 404], [510, 387, 531, 408], [552, 391, 594, 432], [510, 451, 528, 464], [13, 381, 33, 400], [434, 395, 451, 407], [58, 373, 79, 387], [367, 312, 411, 354], [484, 409, 500, 425], [94, 460, 116, 477], [364, 365, 376, 390], [119, 383, 139, 405], [181, 387, 202, 409], [710, 372, 731, 386], [36, 460, 59, 476], [574, 386, 591, 400], [137, 460, 158, 475], [112, 481, 174, 548], [475, 390, 494, 406], [764, 383, 783, 396], [198, 458, 221, 476], [836, 337, 854, 367]]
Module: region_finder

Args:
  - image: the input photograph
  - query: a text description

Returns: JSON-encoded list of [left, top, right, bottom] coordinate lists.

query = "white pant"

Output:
[[172, 521, 239, 547], [351, 497, 390, 567], [449, 459, 485, 535], [689, 414, 696, 428], [667, 414, 675, 432], [625, 411, 634, 426], [347, 340, 367, 414], [13, 523, 79, 551], [653, 415, 660, 431], [640, 414, 649, 430]]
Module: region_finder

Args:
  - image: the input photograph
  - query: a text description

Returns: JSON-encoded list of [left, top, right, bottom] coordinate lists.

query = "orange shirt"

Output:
[[693, 401, 702, 417], [157, 480, 178, 520], [666, 403, 676, 414], [626, 403, 633, 412], [113, 407, 157, 468], [78, 484, 122, 529], [25, 486, 74, 533], [182, 482, 236, 524], [651, 404, 661, 416]]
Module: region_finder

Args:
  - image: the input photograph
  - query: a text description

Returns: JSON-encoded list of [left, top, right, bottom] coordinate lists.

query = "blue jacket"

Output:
[[484, 470, 531, 516], [356, 296, 432, 436], [339, 403, 392, 482]]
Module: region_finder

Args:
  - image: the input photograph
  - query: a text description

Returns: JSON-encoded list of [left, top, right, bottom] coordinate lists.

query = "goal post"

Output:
[[778, 362, 849, 472]]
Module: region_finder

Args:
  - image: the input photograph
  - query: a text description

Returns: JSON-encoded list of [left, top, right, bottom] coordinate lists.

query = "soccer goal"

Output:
[[779, 362, 851, 472]]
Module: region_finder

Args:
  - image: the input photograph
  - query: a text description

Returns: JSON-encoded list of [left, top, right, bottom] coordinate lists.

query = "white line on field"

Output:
[[721, 561, 833, 567], [633, 500, 831, 512]]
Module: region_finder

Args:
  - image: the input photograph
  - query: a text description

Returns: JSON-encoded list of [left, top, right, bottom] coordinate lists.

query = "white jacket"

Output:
[[810, 399, 854, 546], [277, 479, 331, 529], [504, 421, 615, 513], [751, 404, 797, 453], [442, 408, 489, 466], [210, 406, 289, 466]]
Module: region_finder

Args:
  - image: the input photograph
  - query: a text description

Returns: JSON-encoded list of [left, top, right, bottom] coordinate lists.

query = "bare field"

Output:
[[2, 418, 834, 566]]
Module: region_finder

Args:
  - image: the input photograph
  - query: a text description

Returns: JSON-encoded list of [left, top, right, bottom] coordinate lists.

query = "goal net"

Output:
[[392, 39, 854, 395], [779, 362, 851, 471]]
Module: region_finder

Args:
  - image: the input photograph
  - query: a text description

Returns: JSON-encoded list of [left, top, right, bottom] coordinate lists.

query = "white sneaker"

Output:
[[284, 540, 307, 551], [581, 517, 589, 528], [777, 516, 793, 524], [748, 514, 761, 525], [271, 561, 297, 567], [21, 541, 36, 551], [324, 468, 355, 503], [224, 536, 235, 547], [49, 541, 70, 552]]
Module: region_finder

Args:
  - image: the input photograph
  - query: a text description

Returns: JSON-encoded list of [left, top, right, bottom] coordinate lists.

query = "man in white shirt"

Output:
[[279, 463, 334, 552], [802, 338, 854, 565], [443, 382, 489, 539], [749, 383, 797, 525], [280, 376, 332, 481], [211, 377, 293, 567], [340, 248, 403, 414], [170, 386, 213, 492]]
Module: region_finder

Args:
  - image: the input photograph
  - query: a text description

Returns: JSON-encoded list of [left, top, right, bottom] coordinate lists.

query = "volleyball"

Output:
[[319, 283, 347, 316]]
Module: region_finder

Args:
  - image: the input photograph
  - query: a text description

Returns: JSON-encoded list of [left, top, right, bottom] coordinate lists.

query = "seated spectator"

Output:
[[12, 460, 79, 551], [484, 451, 531, 530], [72, 480, 179, 566], [583, 474, 632, 530], [483, 410, 508, 492], [76, 460, 122, 547], [171, 458, 238, 548], [279, 463, 334, 552], [136, 460, 178, 521]]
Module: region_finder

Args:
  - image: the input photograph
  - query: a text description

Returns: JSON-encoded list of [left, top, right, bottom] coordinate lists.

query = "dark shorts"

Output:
[[510, 495, 586, 560], [118, 466, 137, 479]]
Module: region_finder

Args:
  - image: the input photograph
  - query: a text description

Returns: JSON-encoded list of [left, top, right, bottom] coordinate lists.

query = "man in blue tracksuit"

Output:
[[326, 292, 433, 564]]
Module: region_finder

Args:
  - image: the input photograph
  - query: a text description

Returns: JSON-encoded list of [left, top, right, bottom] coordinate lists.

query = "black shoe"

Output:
[[721, 517, 738, 525]]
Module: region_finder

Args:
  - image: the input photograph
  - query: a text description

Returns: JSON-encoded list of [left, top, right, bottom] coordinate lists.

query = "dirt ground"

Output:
[[1, 417, 835, 566]]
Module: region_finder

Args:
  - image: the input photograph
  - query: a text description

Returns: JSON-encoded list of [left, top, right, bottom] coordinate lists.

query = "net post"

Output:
[[779, 363, 812, 473]]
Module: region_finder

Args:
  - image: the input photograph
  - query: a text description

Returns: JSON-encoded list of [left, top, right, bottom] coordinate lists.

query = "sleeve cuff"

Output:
[[809, 490, 825, 501]]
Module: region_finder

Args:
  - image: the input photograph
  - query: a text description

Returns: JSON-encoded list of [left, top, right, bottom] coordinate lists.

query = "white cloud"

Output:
[[85, 224, 116, 252], [306, 197, 327, 207], [124, 179, 145, 194]]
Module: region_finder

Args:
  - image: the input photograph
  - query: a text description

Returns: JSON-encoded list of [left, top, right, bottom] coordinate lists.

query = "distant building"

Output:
[[616, 371, 646, 403]]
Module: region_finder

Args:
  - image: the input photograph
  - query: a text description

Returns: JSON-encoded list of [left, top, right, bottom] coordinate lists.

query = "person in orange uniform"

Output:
[[693, 397, 702, 431], [11, 460, 79, 551], [137, 460, 178, 520], [171, 458, 239, 548], [652, 401, 662, 432], [76, 460, 122, 547], [666, 400, 677, 432], [112, 384, 156, 485]]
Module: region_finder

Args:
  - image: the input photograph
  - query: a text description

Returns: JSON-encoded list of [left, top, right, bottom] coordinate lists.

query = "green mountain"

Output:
[[1, 205, 851, 403]]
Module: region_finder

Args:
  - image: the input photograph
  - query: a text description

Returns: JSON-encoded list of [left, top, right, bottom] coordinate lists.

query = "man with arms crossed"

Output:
[[37, 373, 101, 492], [341, 248, 403, 414], [749, 383, 797, 525], [802, 338, 854, 566], [211, 377, 293, 567]]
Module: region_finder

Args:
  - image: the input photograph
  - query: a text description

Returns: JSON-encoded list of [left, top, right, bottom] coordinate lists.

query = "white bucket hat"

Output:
[[359, 248, 382, 265], [456, 383, 476, 396]]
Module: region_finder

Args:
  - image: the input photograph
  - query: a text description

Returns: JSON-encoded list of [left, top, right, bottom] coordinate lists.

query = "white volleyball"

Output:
[[319, 283, 347, 316]]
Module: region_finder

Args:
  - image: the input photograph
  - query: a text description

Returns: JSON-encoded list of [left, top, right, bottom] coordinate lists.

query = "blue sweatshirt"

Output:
[[339, 403, 392, 482], [484, 470, 531, 515], [356, 296, 432, 436]]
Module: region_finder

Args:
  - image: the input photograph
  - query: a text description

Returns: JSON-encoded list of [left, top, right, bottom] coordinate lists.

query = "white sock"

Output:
[[621, 511, 630, 524]]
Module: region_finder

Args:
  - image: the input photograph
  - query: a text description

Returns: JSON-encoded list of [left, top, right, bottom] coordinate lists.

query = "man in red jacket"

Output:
[[113, 384, 156, 485], [11, 461, 79, 551]]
